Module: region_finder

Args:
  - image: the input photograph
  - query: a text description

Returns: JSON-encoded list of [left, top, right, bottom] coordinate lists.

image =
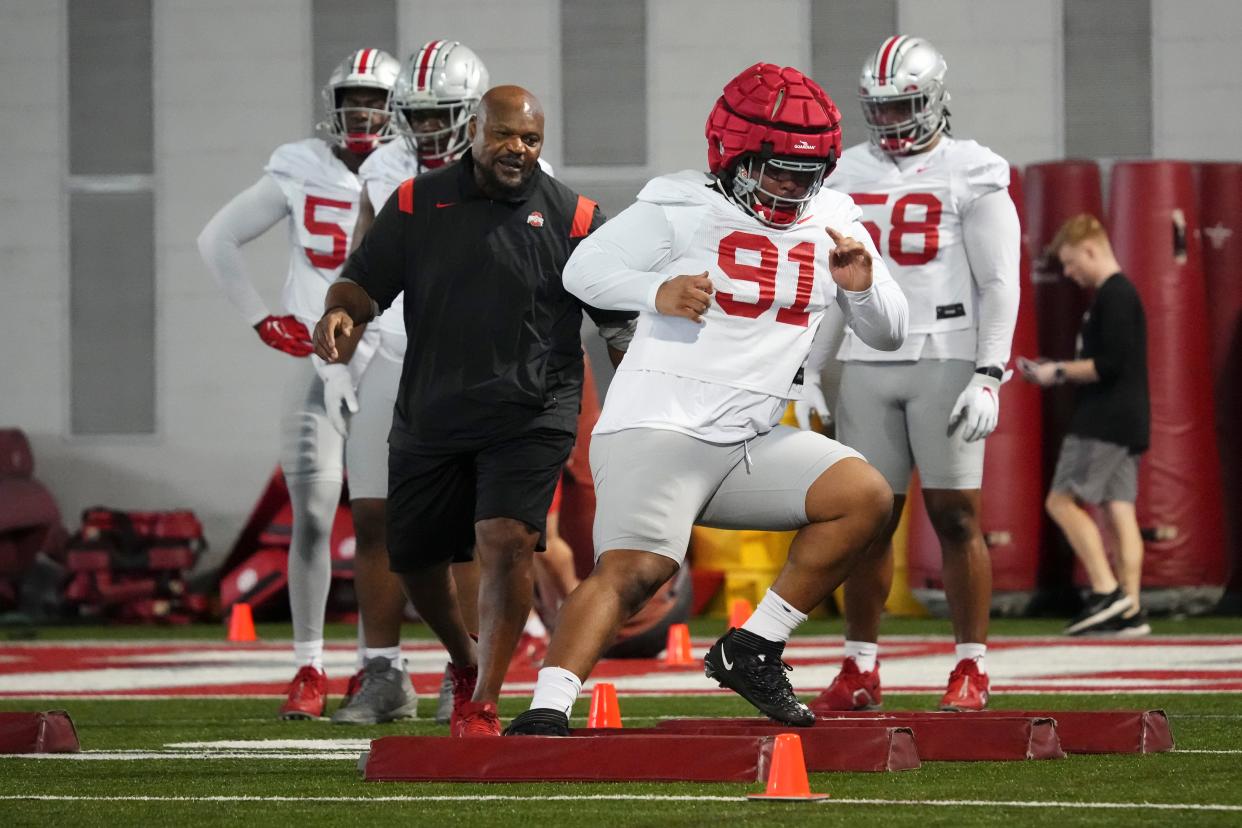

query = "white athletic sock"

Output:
[[740, 589, 808, 645], [293, 639, 324, 670], [365, 646, 402, 668], [524, 611, 548, 639], [530, 666, 583, 716], [956, 642, 987, 674], [844, 640, 879, 673]]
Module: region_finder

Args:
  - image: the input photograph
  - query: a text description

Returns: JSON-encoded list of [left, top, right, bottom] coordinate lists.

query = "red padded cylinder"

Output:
[[905, 168, 1042, 611], [1108, 161, 1226, 596], [1023, 161, 1103, 593], [1193, 162, 1242, 594]]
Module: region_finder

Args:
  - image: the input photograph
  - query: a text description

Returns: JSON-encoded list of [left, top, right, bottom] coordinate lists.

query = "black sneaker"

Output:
[[704, 628, 814, 727], [1094, 608, 1152, 638], [503, 708, 570, 736], [1064, 587, 1132, 636]]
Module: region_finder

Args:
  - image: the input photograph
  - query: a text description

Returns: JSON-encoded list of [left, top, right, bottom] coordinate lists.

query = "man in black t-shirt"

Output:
[[1020, 213, 1150, 637], [312, 86, 634, 736]]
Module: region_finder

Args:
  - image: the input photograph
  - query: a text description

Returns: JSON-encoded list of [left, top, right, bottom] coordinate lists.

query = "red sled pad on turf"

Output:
[[572, 726, 920, 772], [362, 734, 774, 782], [0, 711, 80, 754], [657, 715, 1064, 761]]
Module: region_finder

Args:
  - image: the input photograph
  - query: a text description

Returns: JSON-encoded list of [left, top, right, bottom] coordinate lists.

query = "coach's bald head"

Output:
[[470, 85, 544, 197]]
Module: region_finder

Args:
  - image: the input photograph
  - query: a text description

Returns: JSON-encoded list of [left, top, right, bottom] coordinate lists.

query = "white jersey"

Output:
[[828, 136, 1010, 363], [264, 138, 363, 328], [358, 140, 558, 340], [563, 171, 907, 442]]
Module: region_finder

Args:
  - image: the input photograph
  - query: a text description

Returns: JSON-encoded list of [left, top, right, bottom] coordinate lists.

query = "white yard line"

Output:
[[0, 794, 1240, 811]]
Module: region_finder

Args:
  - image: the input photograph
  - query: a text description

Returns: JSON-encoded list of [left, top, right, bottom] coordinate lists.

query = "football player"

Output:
[[813, 37, 1020, 713], [197, 49, 400, 719], [506, 63, 908, 734], [330, 40, 489, 725]]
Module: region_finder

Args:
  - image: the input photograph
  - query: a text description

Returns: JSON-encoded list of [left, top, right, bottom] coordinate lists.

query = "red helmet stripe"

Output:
[[356, 48, 373, 76], [877, 36, 901, 85], [416, 40, 444, 91]]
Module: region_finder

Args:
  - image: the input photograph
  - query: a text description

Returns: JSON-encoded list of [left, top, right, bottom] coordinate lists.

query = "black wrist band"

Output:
[[975, 366, 1004, 381]]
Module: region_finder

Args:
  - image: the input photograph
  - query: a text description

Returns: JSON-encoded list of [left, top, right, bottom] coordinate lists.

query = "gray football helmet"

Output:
[[858, 36, 950, 155], [391, 40, 489, 163], [320, 48, 401, 155]]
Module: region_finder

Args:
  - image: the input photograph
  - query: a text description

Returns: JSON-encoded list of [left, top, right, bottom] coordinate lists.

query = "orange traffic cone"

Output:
[[728, 598, 753, 630], [663, 623, 695, 666], [226, 602, 257, 642], [587, 682, 622, 728], [749, 733, 829, 801]]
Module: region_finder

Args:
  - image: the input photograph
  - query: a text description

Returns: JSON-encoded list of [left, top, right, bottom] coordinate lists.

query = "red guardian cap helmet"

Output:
[[706, 63, 843, 227]]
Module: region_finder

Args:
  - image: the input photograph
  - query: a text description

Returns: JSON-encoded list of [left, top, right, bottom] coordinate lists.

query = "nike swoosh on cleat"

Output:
[[721, 646, 733, 671]]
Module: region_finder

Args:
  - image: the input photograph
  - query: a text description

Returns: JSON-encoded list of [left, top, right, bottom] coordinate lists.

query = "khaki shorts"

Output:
[[1050, 434, 1139, 504], [589, 425, 863, 564]]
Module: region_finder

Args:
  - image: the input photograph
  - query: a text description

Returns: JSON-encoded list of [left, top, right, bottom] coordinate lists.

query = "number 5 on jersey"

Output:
[[853, 192, 942, 266]]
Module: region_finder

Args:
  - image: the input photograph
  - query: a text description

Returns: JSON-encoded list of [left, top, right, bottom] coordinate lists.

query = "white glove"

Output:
[[794, 377, 831, 432], [321, 363, 359, 437], [947, 370, 1010, 442]]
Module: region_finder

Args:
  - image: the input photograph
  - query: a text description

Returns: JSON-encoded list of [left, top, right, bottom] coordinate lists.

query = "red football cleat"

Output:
[[810, 657, 882, 714], [939, 658, 990, 711], [279, 665, 328, 720], [341, 668, 365, 709], [452, 701, 501, 737], [446, 662, 479, 731]]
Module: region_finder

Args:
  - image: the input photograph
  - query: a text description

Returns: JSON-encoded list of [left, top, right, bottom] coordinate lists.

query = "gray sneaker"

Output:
[[330, 657, 419, 725], [434, 662, 453, 725]]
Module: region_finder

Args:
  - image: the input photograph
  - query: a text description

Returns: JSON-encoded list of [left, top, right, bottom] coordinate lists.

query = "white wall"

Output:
[[4, 0, 1241, 564], [899, 0, 1063, 166], [1153, 0, 1242, 159]]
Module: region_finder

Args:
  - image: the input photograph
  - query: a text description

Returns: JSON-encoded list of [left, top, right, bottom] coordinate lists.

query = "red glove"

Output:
[[255, 315, 314, 357]]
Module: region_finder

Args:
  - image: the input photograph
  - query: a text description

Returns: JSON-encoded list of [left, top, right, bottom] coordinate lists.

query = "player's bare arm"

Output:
[[654, 272, 714, 323], [826, 227, 873, 291], [315, 281, 375, 362]]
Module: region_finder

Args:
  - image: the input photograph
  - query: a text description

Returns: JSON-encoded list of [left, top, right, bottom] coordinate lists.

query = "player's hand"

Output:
[[947, 371, 1010, 442], [313, 308, 354, 363], [655, 272, 714, 323], [255, 315, 314, 357], [320, 364, 359, 437], [826, 227, 873, 292], [794, 374, 831, 432]]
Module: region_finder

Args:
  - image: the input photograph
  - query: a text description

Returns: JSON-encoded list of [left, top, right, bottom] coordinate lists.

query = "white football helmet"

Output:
[[858, 36, 950, 155], [391, 40, 489, 163], [320, 48, 401, 155]]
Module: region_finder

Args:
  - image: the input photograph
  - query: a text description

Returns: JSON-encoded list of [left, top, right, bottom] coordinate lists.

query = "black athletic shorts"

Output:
[[385, 427, 575, 572]]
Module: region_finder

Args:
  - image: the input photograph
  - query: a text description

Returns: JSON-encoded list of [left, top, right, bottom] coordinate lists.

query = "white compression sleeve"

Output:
[[562, 200, 675, 312], [834, 221, 909, 351], [962, 188, 1021, 370], [197, 174, 291, 326]]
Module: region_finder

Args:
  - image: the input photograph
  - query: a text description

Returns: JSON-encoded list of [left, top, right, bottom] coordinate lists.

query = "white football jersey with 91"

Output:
[[828, 136, 1008, 361], [264, 138, 362, 328]]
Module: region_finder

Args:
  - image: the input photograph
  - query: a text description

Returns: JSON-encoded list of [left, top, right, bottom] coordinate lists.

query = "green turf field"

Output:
[[2, 617, 1240, 826]]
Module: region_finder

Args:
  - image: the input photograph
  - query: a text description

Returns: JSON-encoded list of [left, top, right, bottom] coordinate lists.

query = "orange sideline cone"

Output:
[[226, 602, 257, 642], [586, 682, 622, 728], [749, 733, 829, 801], [663, 623, 695, 666], [728, 598, 753, 630]]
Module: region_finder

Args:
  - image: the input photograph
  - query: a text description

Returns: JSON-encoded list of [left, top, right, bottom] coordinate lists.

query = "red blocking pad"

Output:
[[363, 734, 774, 783], [571, 726, 920, 772], [657, 716, 1060, 762], [0, 711, 81, 754], [1004, 710, 1173, 754], [1108, 161, 1227, 595]]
